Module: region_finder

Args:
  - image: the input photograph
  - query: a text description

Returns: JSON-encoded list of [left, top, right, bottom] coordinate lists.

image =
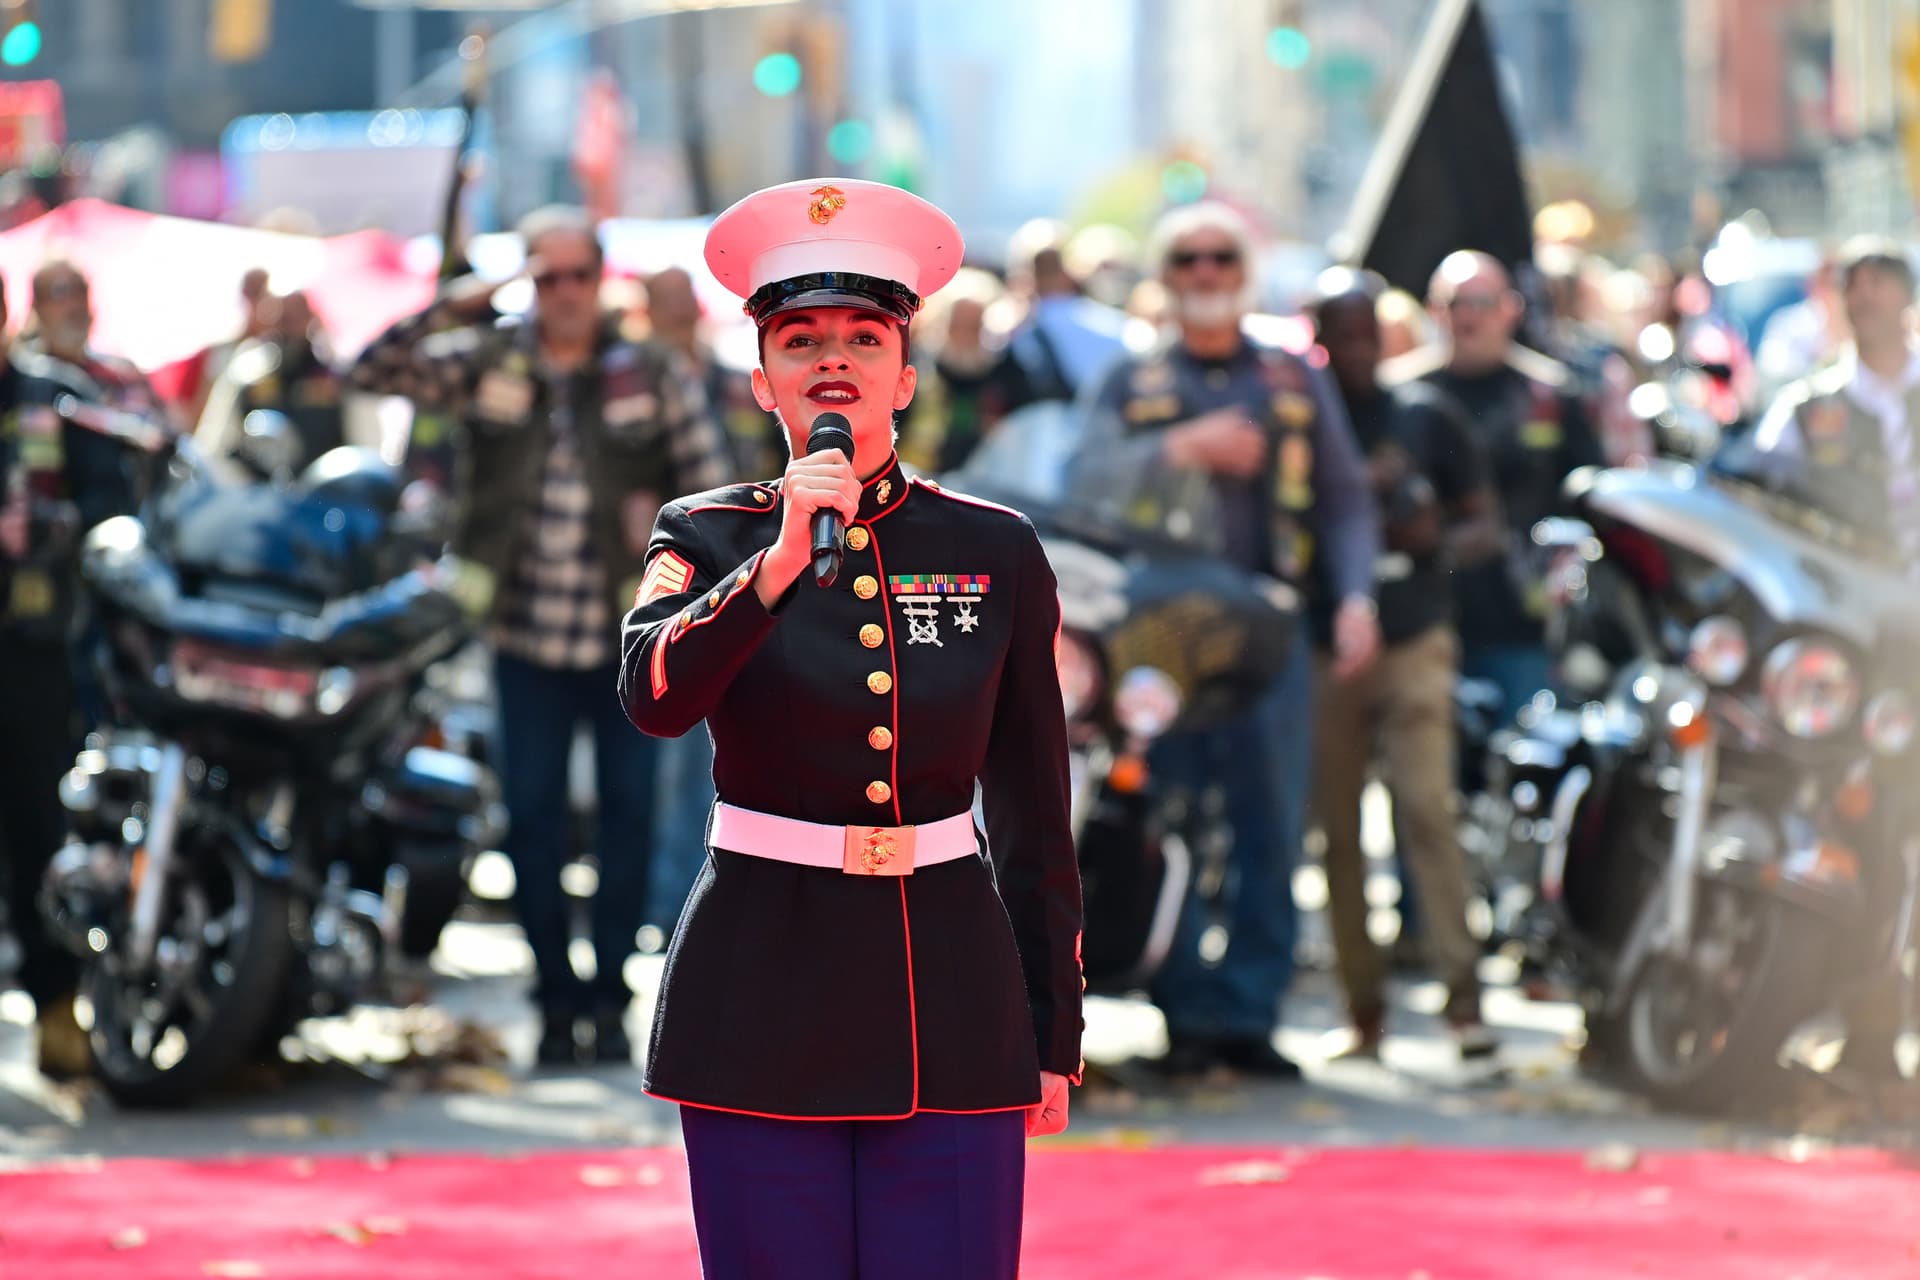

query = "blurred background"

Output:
[[0, 0, 1906, 254]]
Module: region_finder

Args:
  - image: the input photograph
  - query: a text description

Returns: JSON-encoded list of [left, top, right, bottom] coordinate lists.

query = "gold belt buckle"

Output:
[[844, 824, 916, 876]]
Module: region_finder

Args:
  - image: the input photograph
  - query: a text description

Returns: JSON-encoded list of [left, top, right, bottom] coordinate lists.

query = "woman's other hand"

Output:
[[1025, 1070, 1071, 1137]]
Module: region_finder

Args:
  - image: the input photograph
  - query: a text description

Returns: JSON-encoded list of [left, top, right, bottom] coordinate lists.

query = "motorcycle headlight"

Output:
[[1113, 667, 1183, 741], [1055, 630, 1103, 722], [1863, 689, 1915, 756], [315, 667, 358, 717], [1761, 638, 1860, 739], [1685, 616, 1747, 686]]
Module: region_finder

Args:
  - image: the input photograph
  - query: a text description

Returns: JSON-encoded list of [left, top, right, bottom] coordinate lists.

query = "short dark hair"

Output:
[[1838, 235, 1915, 297]]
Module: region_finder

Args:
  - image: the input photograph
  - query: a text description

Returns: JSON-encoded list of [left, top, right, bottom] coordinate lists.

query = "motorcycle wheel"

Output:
[[1621, 882, 1830, 1113], [84, 822, 294, 1108]]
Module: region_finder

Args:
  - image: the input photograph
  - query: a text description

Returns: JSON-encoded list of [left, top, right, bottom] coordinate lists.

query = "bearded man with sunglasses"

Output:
[[352, 205, 735, 1066], [1382, 251, 1604, 723], [1071, 203, 1380, 1079]]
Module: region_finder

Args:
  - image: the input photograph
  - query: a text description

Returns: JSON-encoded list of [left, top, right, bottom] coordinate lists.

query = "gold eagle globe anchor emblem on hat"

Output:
[[807, 185, 848, 224]]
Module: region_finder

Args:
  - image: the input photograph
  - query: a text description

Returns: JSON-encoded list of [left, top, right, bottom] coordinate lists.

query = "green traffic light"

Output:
[[1161, 160, 1208, 205], [1267, 26, 1311, 70], [2, 20, 41, 66], [826, 120, 872, 165], [752, 52, 802, 97]]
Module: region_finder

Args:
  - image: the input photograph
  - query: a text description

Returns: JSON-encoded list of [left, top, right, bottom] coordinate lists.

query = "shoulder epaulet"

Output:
[[1505, 344, 1571, 390], [1378, 344, 1447, 388], [683, 480, 780, 515], [909, 476, 1027, 521]]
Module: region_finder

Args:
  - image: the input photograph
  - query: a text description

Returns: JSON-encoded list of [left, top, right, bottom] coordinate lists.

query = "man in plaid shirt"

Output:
[[353, 206, 735, 1066]]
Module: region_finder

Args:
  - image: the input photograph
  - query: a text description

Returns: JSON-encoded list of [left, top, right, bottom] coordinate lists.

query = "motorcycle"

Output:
[[944, 403, 1299, 992], [1484, 448, 1920, 1109], [39, 403, 501, 1106]]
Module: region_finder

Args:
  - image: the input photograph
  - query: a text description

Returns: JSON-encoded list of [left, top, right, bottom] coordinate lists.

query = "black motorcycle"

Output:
[[1486, 452, 1920, 1109], [945, 404, 1298, 992], [39, 404, 500, 1105]]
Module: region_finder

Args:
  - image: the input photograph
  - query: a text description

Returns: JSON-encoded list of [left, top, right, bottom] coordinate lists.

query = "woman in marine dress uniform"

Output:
[[618, 178, 1084, 1279]]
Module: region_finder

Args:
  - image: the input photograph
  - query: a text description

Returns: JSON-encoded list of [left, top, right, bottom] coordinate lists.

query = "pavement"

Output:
[[0, 909, 1853, 1165]]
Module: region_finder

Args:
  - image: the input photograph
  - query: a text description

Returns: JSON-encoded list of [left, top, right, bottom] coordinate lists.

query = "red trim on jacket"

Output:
[[651, 1093, 1034, 1122], [908, 478, 1026, 521], [665, 548, 766, 650]]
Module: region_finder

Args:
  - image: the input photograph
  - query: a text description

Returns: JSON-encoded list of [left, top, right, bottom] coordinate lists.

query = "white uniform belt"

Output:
[[710, 803, 977, 877]]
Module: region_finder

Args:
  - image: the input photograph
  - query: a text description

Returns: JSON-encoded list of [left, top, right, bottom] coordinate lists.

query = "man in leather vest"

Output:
[[1752, 238, 1920, 571], [1750, 238, 1920, 1077], [351, 207, 736, 1066], [1383, 251, 1605, 721], [1072, 203, 1380, 1079]]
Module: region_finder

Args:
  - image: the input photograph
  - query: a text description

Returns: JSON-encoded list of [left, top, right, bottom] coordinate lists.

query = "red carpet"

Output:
[[2, 1145, 1917, 1278]]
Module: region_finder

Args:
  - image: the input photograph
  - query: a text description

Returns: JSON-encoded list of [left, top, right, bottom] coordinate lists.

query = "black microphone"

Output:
[[806, 414, 856, 587]]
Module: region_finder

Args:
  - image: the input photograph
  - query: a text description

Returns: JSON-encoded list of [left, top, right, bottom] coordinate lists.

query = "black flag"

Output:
[[1332, 0, 1533, 301]]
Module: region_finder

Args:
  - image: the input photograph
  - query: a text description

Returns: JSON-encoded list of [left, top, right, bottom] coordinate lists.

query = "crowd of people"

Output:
[[0, 185, 1903, 1088]]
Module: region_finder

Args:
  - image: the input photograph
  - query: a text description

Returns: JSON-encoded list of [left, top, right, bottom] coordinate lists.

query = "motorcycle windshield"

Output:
[[941, 402, 1224, 556], [164, 477, 399, 606], [1580, 462, 1920, 649]]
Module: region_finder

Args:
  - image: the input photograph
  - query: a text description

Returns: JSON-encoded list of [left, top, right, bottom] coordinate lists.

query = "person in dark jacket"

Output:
[[619, 178, 1083, 1280], [1382, 250, 1606, 721], [1, 267, 141, 1079], [351, 206, 736, 1066]]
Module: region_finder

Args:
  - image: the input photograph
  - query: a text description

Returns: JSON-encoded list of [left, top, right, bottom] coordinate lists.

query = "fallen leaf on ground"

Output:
[[245, 1115, 313, 1139], [1188, 1089, 1247, 1114], [320, 1223, 373, 1247], [202, 1263, 268, 1278], [107, 1227, 147, 1250], [1585, 1143, 1640, 1173], [431, 1064, 514, 1096], [1199, 1159, 1294, 1187], [361, 1217, 409, 1236], [1080, 1088, 1140, 1115]]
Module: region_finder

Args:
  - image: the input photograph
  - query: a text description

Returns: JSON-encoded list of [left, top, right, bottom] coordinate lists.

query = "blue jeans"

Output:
[[1460, 642, 1555, 724], [492, 651, 658, 1019], [1148, 618, 1312, 1043], [648, 724, 716, 931]]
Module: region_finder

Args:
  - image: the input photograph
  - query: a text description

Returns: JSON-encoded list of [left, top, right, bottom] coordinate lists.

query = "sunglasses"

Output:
[[1169, 248, 1241, 270], [533, 265, 598, 290], [1445, 293, 1504, 314]]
